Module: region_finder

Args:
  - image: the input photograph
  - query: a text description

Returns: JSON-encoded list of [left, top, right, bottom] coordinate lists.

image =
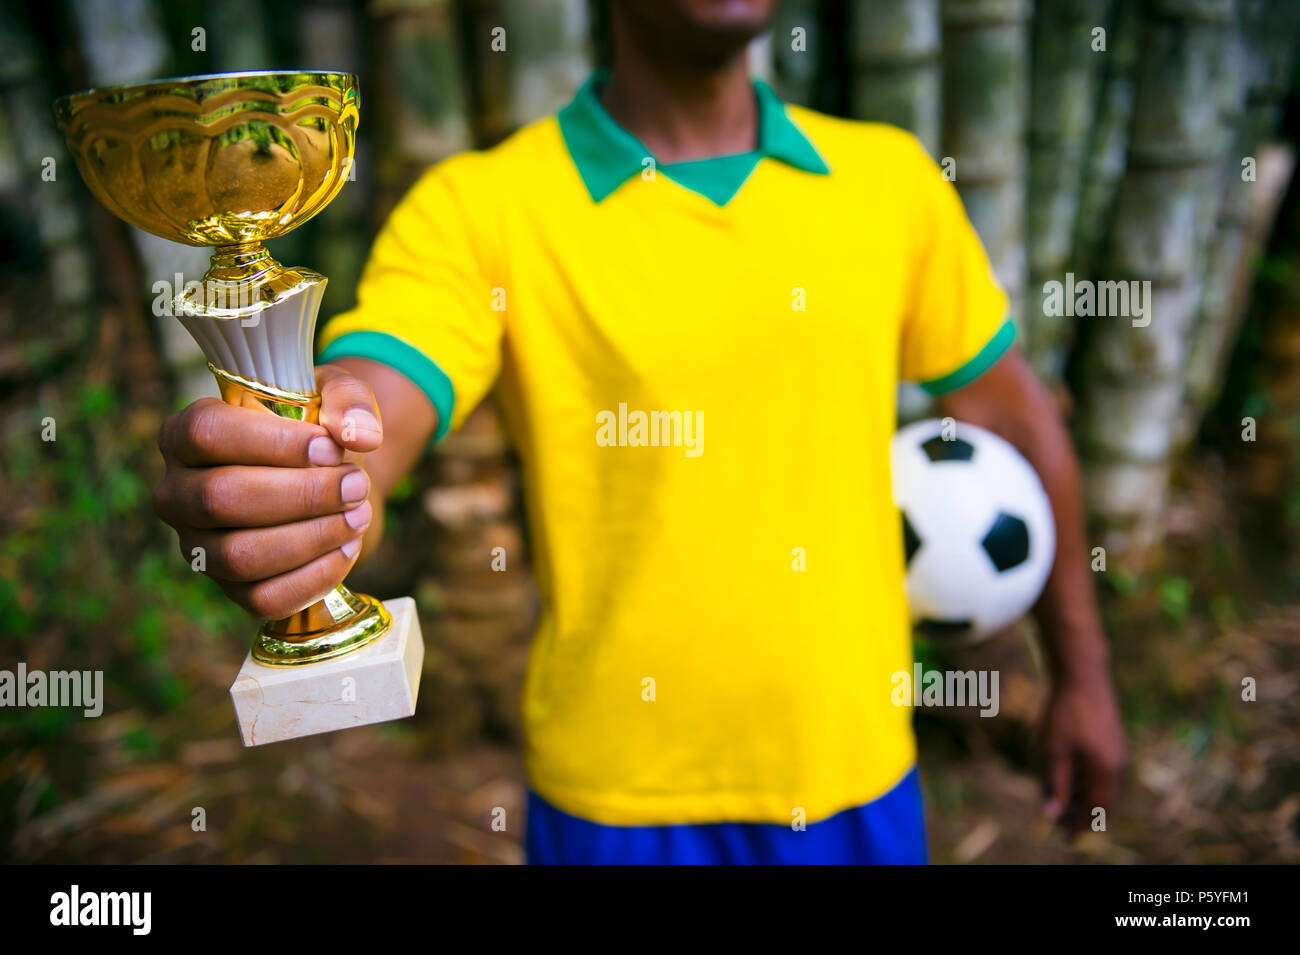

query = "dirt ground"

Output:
[[10, 600, 1295, 865], [6, 460, 1297, 865]]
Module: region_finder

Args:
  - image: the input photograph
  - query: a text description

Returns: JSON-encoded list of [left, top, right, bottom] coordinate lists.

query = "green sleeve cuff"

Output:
[[918, 318, 1017, 396], [318, 330, 456, 442]]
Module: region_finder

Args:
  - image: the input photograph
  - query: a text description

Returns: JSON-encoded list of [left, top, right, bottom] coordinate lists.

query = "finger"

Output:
[[317, 365, 383, 454], [156, 463, 370, 529], [160, 398, 341, 468], [1042, 749, 1073, 822], [1080, 752, 1122, 817], [182, 501, 372, 582], [1061, 786, 1094, 836], [217, 543, 364, 621]]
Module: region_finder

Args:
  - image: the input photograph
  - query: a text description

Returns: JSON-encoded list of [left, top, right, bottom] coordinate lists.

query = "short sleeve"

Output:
[[317, 158, 503, 441], [898, 140, 1014, 395]]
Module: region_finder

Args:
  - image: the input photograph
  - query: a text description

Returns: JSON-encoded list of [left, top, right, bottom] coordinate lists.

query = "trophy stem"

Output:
[[208, 241, 279, 282], [178, 242, 324, 321]]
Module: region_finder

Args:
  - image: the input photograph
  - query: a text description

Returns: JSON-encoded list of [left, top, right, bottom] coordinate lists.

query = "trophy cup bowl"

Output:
[[52, 72, 397, 678]]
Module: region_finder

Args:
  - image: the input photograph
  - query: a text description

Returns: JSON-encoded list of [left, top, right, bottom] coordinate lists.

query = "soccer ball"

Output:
[[890, 418, 1055, 643]]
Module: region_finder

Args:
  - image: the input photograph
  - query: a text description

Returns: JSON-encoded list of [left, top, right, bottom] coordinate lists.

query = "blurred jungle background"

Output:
[[3, 0, 1300, 864]]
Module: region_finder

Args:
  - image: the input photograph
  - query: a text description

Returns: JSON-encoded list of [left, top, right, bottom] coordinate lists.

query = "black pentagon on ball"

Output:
[[921, 435, 975, 462], [981, 511, 1030, 572], [902, 511, 921, 565], [917, 618, 974, 639]]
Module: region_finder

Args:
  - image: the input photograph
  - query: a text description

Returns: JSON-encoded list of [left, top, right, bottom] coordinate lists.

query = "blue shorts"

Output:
[[525, 766, 927, 864]]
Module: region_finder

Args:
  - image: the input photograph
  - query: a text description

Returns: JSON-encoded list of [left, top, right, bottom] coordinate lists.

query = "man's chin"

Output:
[[678, 27, 765, 68], [619, 0, 774, 69]]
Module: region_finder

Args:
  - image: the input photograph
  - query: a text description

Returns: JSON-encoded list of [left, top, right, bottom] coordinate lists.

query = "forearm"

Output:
[[1000, 394, 1111, 688]]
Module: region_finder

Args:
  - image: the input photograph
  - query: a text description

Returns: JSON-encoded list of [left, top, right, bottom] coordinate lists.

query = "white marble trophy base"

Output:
[[230, 596, 423, 747]]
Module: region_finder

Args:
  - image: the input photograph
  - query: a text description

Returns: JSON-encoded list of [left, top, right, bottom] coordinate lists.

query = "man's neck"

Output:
[[599, 52, 758, 165]]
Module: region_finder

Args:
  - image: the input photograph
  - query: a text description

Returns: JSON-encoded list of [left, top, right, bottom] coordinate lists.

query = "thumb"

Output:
[[316, 364, 383, 454]]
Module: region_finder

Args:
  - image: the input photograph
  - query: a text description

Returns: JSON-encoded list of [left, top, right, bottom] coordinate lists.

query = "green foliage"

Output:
[[389, 474, 416, 503], [396, 32, 462, 122], [1159, 575, 1194, 624], [122, 726, 158, 757], [0, 381, 245, 832], [911, 635, 944, 673], [1253, 251, 1294, 285], [1105, 567, 1140, 597]]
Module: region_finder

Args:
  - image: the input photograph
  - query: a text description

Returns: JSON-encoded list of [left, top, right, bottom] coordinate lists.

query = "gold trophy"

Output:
[[54, 71, 422, 745]]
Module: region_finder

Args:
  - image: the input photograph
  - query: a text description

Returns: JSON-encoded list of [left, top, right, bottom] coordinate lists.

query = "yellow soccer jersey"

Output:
[[318, 72, 1012, 826]]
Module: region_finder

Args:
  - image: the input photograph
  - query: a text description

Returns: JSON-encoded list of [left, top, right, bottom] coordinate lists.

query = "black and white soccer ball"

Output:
[[891, 418, 1055, 643]]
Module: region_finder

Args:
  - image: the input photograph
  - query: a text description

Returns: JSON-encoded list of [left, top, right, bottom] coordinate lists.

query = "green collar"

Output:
[[557, 69, 830, 205]]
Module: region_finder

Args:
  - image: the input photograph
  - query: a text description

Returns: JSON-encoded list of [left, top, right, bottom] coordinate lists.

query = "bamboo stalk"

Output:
[[1072, 0, 1141, 284], [1023, 0, 1113, 378], [499, 0, 591, 129], [0, 9, 96, 370], [1230, 159, 1300, 569], [1178, 0, 1300, 445], [1075, 0, 1238, 567], [368, 0, 471, 220], [769, 0, 821, 106], [941, 0, 1031, 332], [847, 0, 942, 155]]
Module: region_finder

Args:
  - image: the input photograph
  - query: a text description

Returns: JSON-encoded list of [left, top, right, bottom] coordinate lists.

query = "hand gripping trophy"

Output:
[[53, 71, 423, 746]]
